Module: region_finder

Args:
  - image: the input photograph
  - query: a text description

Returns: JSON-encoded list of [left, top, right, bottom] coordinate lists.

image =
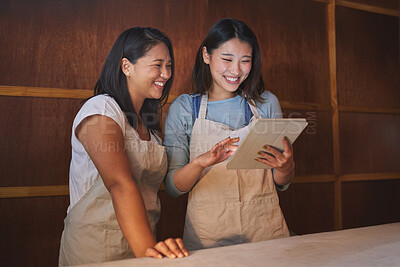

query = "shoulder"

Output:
[[80, 95, 124, 117], [261, 90, 279, 105], [74, 94, 125, 130], [82, 95, 121, 112], [257, 90, 282, 118], [165, 93, 197, 132], [168, 93, 195, 115], [170, 93, 194, 106]]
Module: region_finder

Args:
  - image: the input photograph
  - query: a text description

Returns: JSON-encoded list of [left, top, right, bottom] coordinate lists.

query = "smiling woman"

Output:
[[122, 43, 172, 111], [202, 38, 252, 101], [164, 18, 293, 251], [58, 27, 188, 266]]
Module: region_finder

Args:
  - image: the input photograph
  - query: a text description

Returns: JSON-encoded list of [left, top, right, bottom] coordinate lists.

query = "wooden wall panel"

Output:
[[342, 180, 400, 229], [0, 196, 69, 267], [205, 0, 330, 105], [339, 113, 400, 174], [278, 182, 335, 235], [0, 0, 109, 89], [0, 0, 208, 95], [156, 192, 188, 241], [336, 7, 400, 109], [282, 109, 334, 175], [0, 96, 81, 186]]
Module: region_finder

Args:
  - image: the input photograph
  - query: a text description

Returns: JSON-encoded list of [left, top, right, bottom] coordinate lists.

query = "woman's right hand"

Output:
[[194, 137, 239, 168], [145, 238, 189, 259], [172, 137, 240, 193]]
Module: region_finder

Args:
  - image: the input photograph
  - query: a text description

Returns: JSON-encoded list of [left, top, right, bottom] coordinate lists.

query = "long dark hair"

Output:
[[94, 27, 174, 131], [192, 18, 265, 103]]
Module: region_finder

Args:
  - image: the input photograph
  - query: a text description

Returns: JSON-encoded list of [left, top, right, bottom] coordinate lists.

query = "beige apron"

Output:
[[183, 94, 290, 251], [59, 128, 167, 266]]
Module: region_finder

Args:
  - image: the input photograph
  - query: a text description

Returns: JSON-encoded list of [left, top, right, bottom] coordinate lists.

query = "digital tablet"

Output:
[[226, 118, 308, 170]]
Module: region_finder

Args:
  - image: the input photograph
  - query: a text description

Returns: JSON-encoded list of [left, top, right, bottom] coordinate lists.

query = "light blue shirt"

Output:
[[164, 91, 286, 198]]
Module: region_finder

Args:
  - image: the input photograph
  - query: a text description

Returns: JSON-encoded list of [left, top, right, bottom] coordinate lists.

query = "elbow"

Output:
[[164, 179, 181, 199], [164, 176, 187, 199], [106, 178, 137, 195]]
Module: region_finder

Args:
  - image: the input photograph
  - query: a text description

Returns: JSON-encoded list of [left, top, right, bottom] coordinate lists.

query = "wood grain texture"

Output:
[[0, 185, 69, 198], [156, 191, 188, 241], [0, 0, 207, 96], [0, 85, 92, 99], [342, 180, 400, 229], [336, 7, 400, 109], [339, 113, 400, 174], [0, 96, 82, 186], [339, 105, 400, 114], [345, 0, 398, 10], [337, 0, 399, 15], [278, 182, 336, 235], [340, 172, 400, 181], [327, 1, 343, 230], [293, 174, 336, 183], [0, 196, 70, 267]]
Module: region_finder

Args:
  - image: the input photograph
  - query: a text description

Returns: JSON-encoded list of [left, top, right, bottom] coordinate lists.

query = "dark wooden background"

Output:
[[0, 0, 399, 266]]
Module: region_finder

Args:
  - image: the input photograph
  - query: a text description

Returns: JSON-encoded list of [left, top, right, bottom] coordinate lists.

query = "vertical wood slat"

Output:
[[327, 0, 342, 230]]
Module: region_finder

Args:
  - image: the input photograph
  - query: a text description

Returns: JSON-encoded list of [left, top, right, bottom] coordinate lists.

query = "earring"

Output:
[[127, 72, 130, 75]]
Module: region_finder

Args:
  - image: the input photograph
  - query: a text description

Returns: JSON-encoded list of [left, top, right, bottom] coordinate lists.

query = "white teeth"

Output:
[[154, 81, 164, 86], [226, 77, 239, 82]]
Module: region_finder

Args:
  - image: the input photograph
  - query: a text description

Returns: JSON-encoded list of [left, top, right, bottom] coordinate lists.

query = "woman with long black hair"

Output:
[[164, 18, 293, 251], [59, 27, 188, 266]]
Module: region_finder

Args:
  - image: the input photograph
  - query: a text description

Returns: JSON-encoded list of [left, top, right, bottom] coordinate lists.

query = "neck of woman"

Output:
[[128, 88, 144, 119], [208, 88, 237, 102]]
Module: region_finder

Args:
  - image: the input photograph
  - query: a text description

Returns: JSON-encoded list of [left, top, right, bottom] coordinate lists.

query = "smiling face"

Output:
[[203, 38, 252, 100], [123, 42, 172, 105]]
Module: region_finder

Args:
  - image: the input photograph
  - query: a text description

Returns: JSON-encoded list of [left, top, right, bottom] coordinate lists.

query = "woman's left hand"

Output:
[[145, 238, 189, 259], [255, 136, 295, 176]]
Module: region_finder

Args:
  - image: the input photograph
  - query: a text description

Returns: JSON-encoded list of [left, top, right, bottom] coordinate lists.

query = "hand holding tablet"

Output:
[[226, 118, 308, 170]]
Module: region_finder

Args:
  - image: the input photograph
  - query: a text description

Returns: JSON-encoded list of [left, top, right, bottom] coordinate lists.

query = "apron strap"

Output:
[[191, 93, 201, 121], [149, 129, 162, 145], [246, 98, 261, 119], [198, 94, 208, 119], [244, 100, 252, 124]]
